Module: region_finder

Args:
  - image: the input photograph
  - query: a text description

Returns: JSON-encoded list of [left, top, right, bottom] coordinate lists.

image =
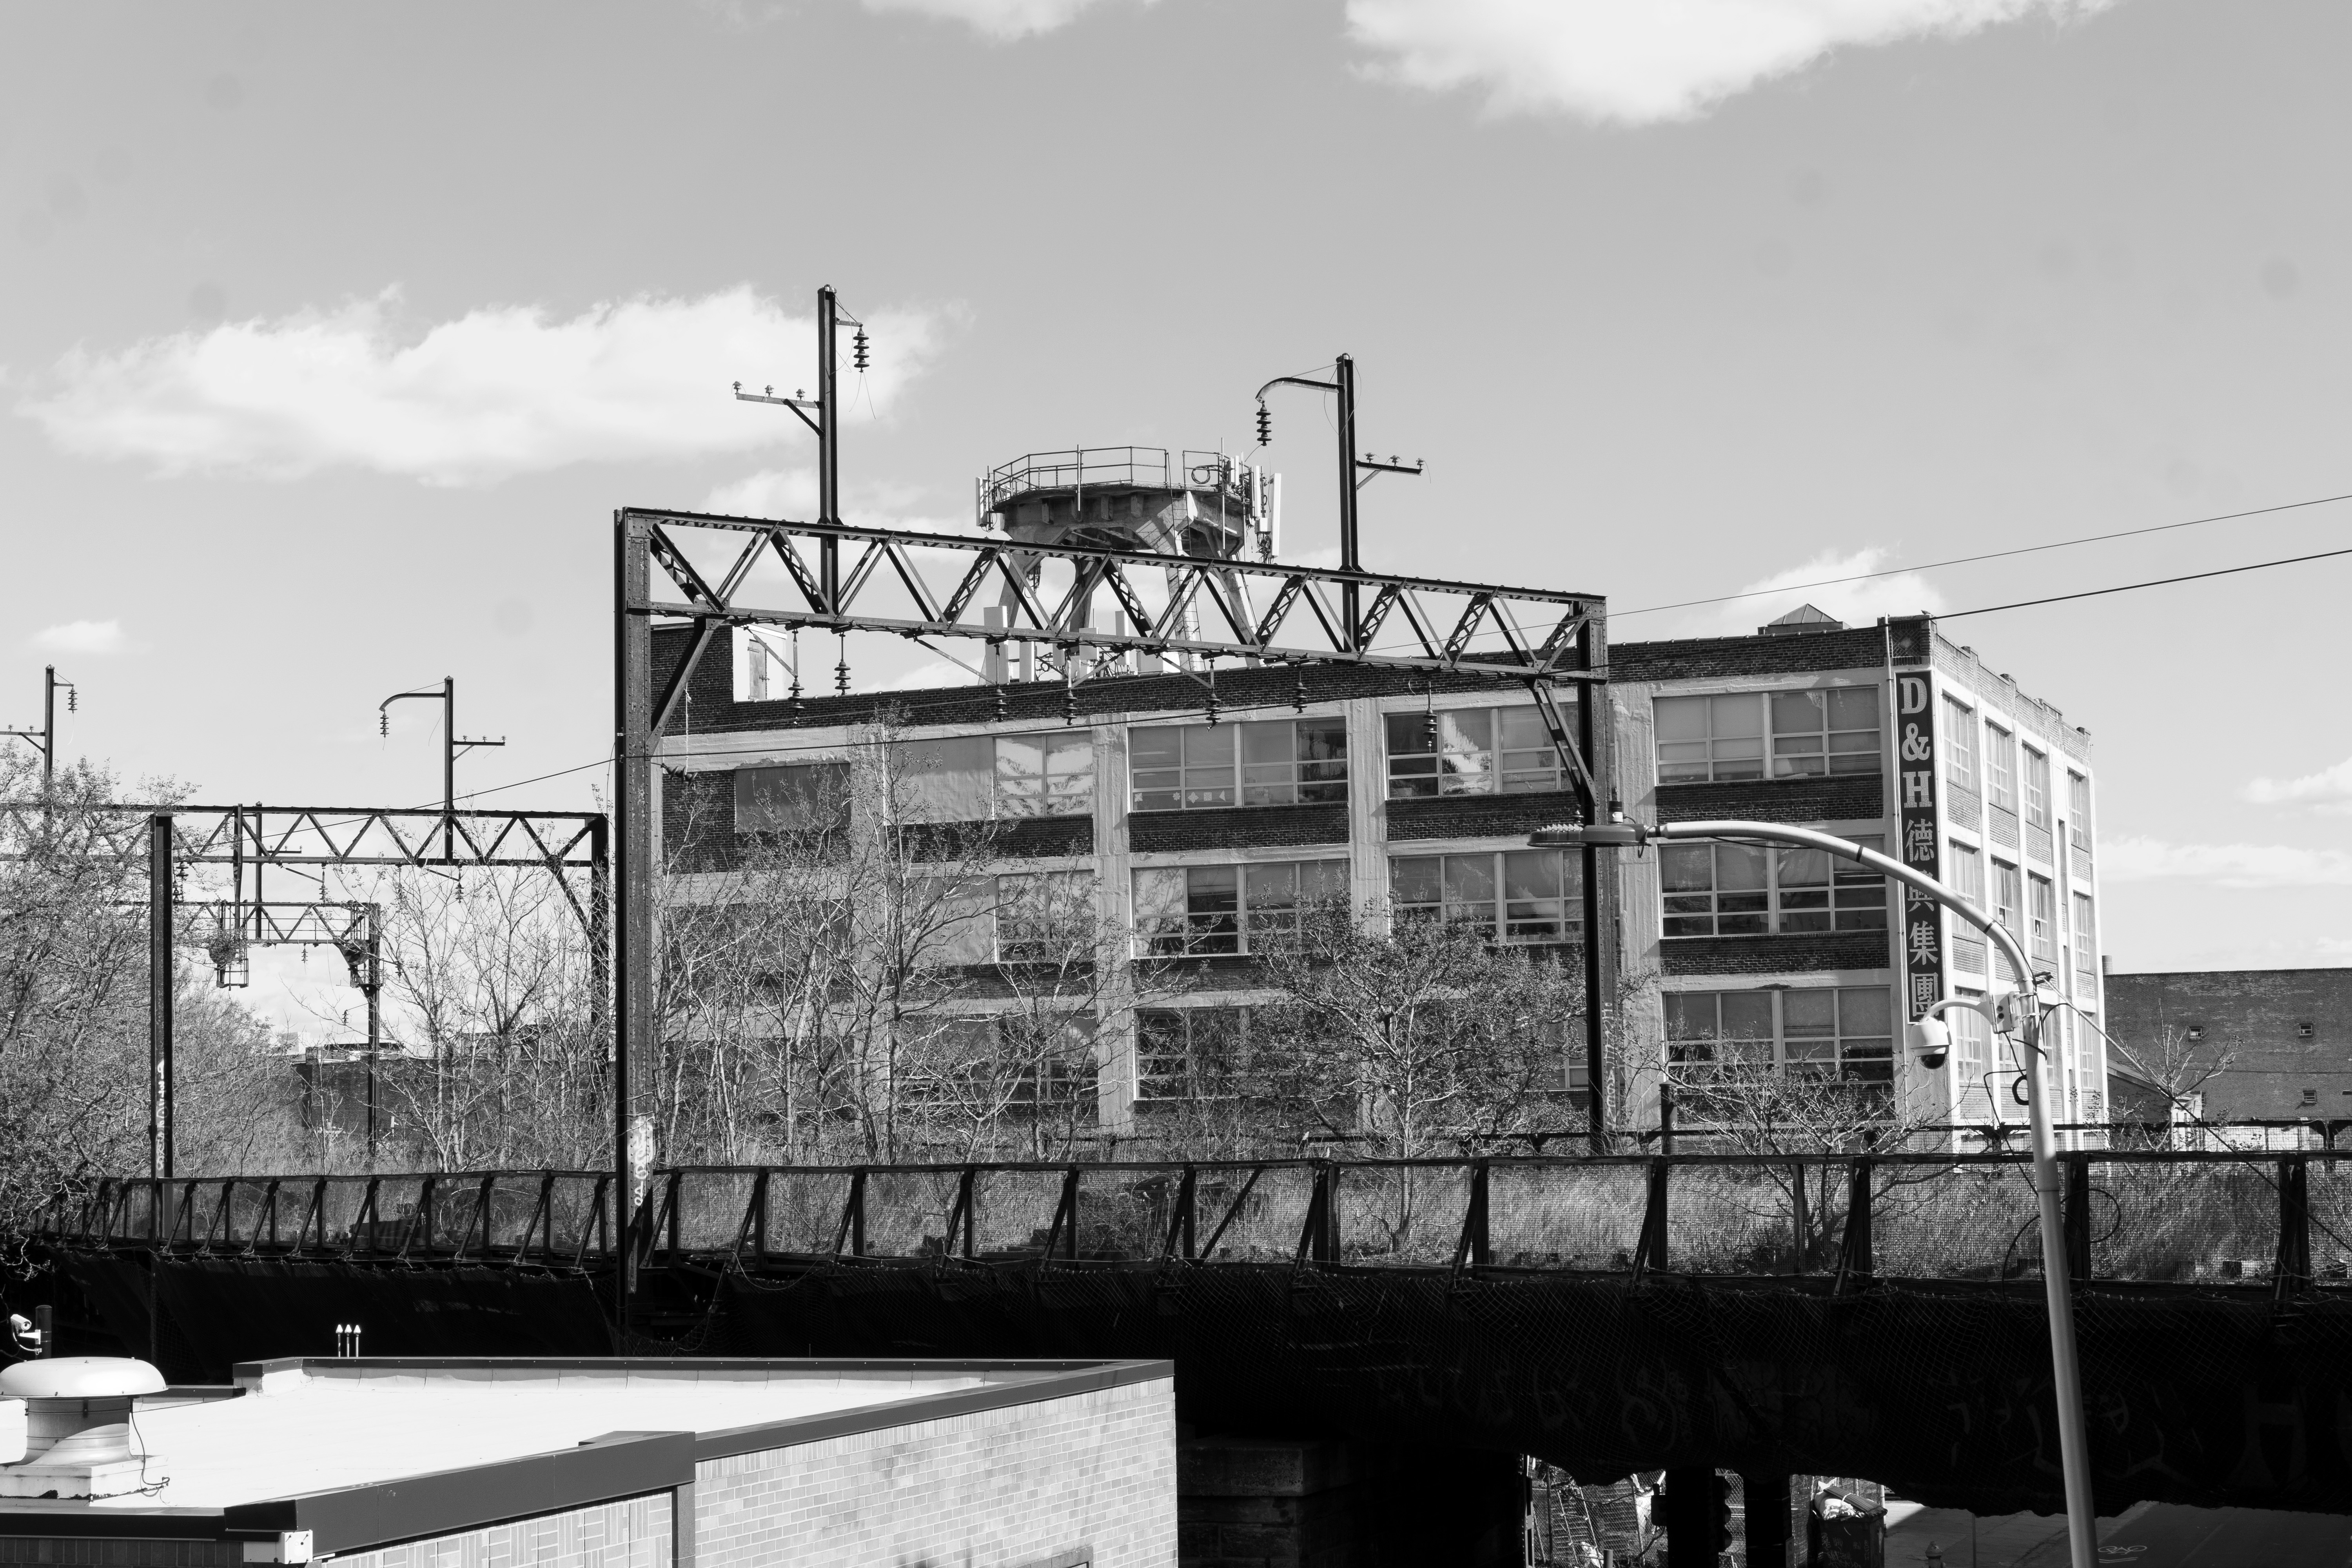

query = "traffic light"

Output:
[[1712, 1472, 1734, 1552]]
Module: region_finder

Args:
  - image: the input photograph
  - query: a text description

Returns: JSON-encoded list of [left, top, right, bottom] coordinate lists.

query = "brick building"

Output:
[[2103, 967, 2352, 1122], [0, 1356, 1174, 1568], [649, 601, 2104, 1137]]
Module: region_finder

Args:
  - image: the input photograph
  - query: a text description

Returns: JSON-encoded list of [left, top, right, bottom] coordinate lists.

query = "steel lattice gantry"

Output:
[[94, 803, 610, 1185], [612, 508, 1616, 1303]]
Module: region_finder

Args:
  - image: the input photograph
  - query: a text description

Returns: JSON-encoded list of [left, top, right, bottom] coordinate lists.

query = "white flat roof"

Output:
[[0, 1359, 1156, 1521]]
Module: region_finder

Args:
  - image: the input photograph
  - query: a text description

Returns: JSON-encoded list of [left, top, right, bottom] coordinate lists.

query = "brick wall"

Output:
[[693, 1376, 1176, 1568], [1387, 790, 1581, 841], [333, 1495, 671, 1568], [1653, 777, 1882, 825], [2103, 968, 2352, 1121], [1130, 803, 1347, 853], [1661, 932, 1891, 976]]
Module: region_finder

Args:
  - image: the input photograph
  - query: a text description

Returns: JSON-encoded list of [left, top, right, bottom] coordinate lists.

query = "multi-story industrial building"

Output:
[[1612, 606, 2107, 1132], [650, 449, 2105, 1140]]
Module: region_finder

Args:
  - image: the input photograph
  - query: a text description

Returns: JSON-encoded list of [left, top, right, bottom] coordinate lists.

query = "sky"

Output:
[[2, 0, 2348, 1033]]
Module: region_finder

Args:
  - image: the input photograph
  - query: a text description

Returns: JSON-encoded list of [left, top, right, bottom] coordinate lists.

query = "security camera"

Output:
[[1905, 1015, 1952, 1071]]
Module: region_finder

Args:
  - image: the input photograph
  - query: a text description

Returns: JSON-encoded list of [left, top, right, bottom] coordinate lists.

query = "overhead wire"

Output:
[[1608, 488, 2352, 618], [444, 521, 2352, 809]]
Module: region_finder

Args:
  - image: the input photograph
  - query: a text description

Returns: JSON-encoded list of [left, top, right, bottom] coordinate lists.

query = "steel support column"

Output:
[[1576, 612, 1610, 1147], [613, 510, 653, 1318], [148, 813, 173, 1180]]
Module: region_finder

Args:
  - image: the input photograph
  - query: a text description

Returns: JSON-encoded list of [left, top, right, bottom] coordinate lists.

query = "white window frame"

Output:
[[1129, 717, 1348, 813], [1136, 1007, 1248, 1103], [1658, 836, 1888, 938], [1944, 698, 1978, 793], [1132, 860, 1347, 956], [2022, 746, 2051, 830], [1384, 704, 1566, 798], [2067, 770, 2092, 850], [2028, 873, 2056, 962], [1984, 723, 2016, 811], [1654, 687, 1882, 785], [1389, 849, 1584, 942], [1663, 986, 1896, 1083]]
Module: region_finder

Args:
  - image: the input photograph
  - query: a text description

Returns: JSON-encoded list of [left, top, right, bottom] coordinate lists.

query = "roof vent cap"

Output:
[[0, 1358, 166, 1401], [0, 1357, 164, 1499]]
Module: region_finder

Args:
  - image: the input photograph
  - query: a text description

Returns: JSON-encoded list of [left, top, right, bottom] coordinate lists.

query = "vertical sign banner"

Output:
[[1895, 673, 1943, 1020]]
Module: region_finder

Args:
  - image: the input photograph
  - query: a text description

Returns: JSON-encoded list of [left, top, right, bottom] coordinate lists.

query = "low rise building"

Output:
[[2103, 966, 2352, 1123], [0, 1355, 1173, 1568]]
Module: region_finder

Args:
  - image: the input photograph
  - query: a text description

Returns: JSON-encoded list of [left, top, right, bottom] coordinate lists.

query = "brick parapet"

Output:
[[690, 1376, 1175, 1568]]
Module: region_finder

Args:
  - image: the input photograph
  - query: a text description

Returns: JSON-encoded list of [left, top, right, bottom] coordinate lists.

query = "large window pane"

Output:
[[894, 737, 995, 822], [735, 762, 849, 833], [995, 731, 1093, 818]]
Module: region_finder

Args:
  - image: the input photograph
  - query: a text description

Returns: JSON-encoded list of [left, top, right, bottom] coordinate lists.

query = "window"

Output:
[[1664, 987, 1894, 1082], [1391, 850, 1582, 941], [1949, 987, 1990, 1079], [1132, 860, 1346, 956], [1130, 719, 1346, 812], [1984, 725, 2014, 811], [2028, 874, 2056, 962], [1385, 705, 1566, 797], [1655, 694, 1763, 782], [1944, 699, 1977, 793], [735, 762, 850, 832], [2067, 771, 2092, 850], [2022, 748, 2050, 829], [1991, 860, 2022, 935], [1947, 841, 1984, 905], [891, 733, 1094, 821], [993, 871, 1096, 962], [1767, 688, 1882, 778], [1655, 687, 1881, 784], [2072, 893, 2095, 969], [1137, 1008, 1246, 1103], [1659, 837, 1887, 937], [996, 732, 1094, 817]]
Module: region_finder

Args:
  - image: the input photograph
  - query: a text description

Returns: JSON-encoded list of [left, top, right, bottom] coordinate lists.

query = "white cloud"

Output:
[[2245, 756, 2352, 815], [857, 0, 1147, 38], [1696, 547, 1944, 636], [18, 287, 945, 486], [31, 619, 127, 654], [699, 466, 979, 537], [1343, 0, 2123, 124], [2102, 835, 2352, 889]]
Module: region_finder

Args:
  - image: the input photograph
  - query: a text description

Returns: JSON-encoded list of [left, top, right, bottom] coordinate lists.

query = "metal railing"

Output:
[[38, 1148, 2346, 1296], [38, 1171, 614, 1267], [983, 447, 1251, 513]]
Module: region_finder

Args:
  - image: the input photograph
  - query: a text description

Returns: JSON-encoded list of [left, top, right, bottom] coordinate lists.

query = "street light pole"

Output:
[[1531, 817, 2096, 1568]]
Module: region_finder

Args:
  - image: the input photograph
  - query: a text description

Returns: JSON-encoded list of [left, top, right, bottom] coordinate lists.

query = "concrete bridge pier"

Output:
[[1176, 1435, 1521, 1567]]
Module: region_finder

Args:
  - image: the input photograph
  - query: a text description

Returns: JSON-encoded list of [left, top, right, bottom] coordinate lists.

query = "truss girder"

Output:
[[624, 508, 1604, 679], [5, 806, 601, 869]]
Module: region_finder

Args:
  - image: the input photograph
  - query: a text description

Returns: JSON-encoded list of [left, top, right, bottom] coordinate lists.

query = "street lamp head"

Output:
[[1529, 822, 1648, 848]]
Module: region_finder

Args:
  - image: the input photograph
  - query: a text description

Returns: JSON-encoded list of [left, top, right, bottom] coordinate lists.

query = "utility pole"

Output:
[[1252, 356, 1422, 647], [379, 677, 506, 861], [3, 666, 77, 799], [734, 285, 869, 620]]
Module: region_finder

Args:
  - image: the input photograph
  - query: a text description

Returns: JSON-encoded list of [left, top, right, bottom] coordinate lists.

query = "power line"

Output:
[[1612, 489, 2352, 618], [1938, 544, 2352, 620], [449, 529, 2352, 807]]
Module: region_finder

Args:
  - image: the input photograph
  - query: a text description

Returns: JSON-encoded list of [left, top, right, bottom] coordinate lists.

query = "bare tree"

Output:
[[364, 866, 604, 1170], [0, 756, 301, 1241]]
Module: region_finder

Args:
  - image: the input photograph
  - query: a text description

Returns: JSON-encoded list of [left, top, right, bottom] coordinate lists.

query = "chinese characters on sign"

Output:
[[1896, 673, 1942, 1020]]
